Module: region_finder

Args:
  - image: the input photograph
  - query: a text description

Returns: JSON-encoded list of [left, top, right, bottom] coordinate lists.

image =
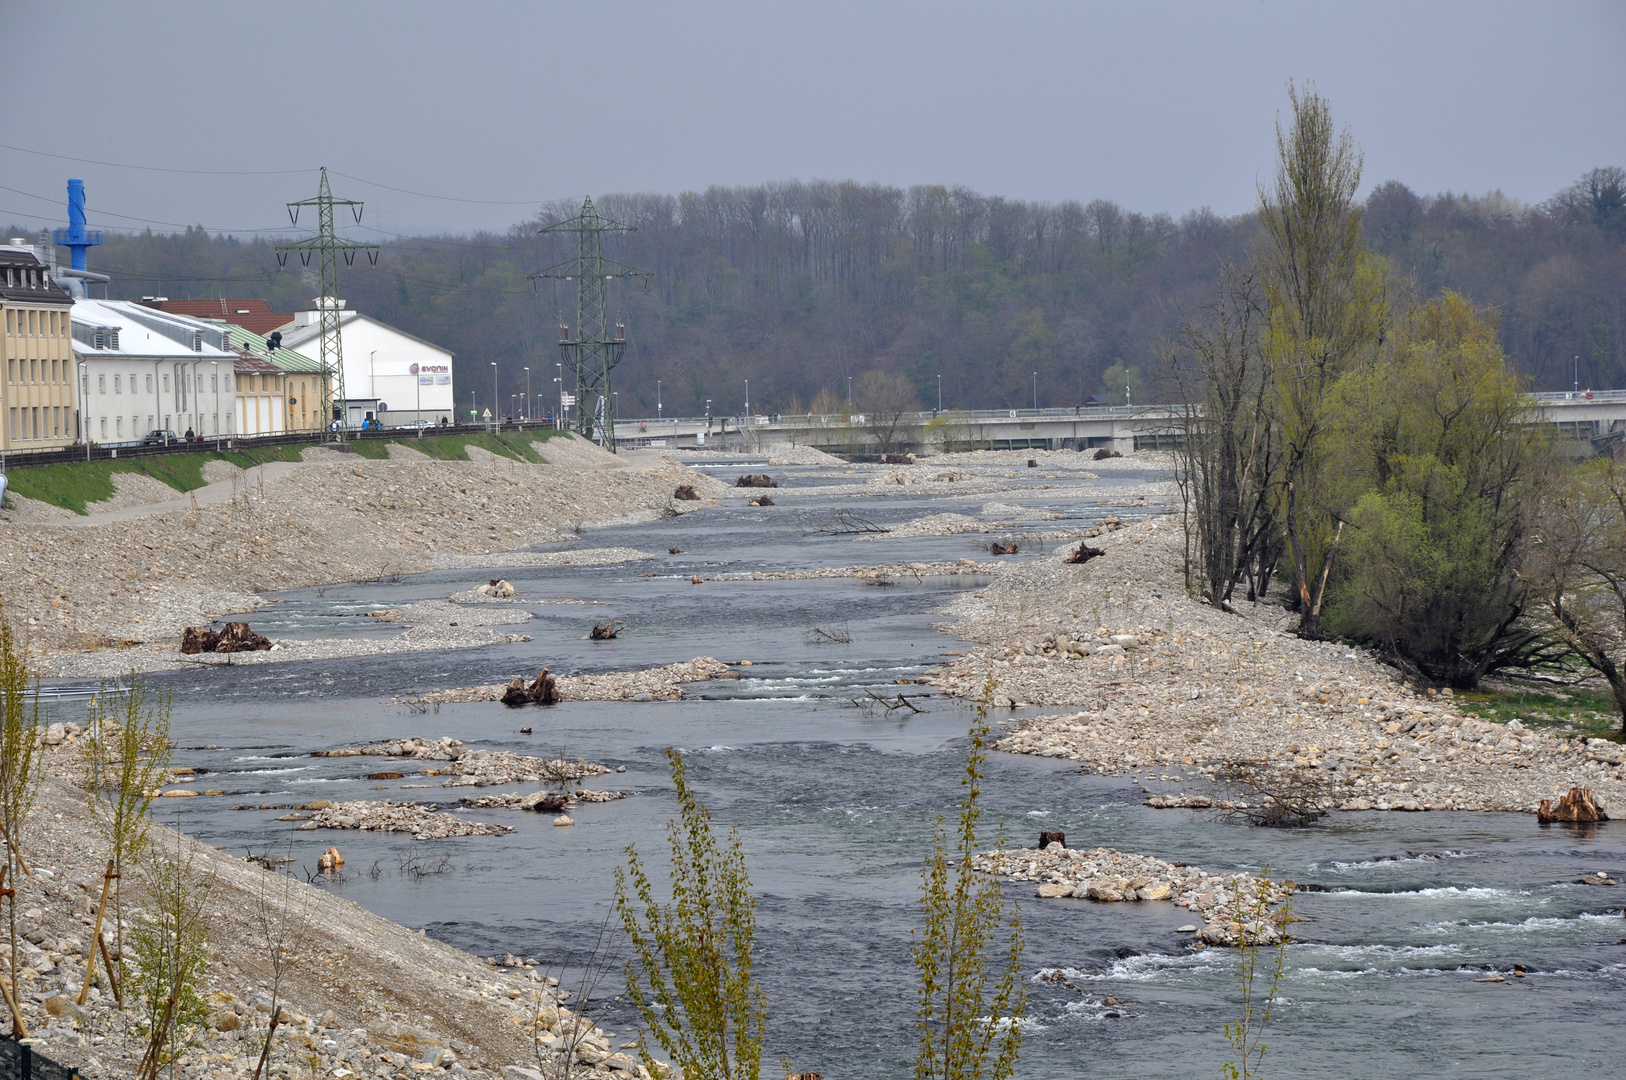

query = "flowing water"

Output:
[[54, 464, 1626, 1077]]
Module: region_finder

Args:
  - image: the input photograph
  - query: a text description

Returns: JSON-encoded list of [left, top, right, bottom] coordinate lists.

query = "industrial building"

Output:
[[71, 299, 238, 444], [0, 239, 78, 452], [278, 299, 454, 428], [139, 301, 330, 435]]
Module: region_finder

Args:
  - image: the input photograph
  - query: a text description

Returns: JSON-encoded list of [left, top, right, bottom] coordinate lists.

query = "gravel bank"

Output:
[[975, 843, 1295, 946], [933, 517, 1626, 814], [16, 742, 655, 1080], [401, 657, 736, 705], [0, 436, 729, 671]]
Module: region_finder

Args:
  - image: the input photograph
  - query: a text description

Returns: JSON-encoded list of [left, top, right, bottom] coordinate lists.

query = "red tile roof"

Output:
[[141, 298, 293, 336]]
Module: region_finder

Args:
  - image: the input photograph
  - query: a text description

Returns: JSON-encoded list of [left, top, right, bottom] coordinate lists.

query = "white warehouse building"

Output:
[[279, 299, 454, 428], [71, 299, 238, 444]]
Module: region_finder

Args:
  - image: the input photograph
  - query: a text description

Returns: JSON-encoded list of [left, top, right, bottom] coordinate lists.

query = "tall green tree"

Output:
[[1257, 82, 1387, 634], [1323, 292, 1549, 685], [616, 749, 766, 1080]]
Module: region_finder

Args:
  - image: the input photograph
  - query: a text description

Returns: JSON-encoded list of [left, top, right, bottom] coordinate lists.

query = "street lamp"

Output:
[[1032, 371, 1037, 411], [612, 391, 618, 425], [744, 379, 749, 419], [491, 361, 498, 427], [846, 375, 852, 404], [524, 366, 530, 421], [936, 373, 941, 412]]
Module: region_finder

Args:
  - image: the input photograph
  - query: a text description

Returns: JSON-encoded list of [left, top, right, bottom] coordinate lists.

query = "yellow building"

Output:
[[0, 240, 76, 451]]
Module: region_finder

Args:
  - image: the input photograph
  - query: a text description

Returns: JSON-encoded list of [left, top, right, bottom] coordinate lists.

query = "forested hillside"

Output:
[[10, 169, 1622, 417]]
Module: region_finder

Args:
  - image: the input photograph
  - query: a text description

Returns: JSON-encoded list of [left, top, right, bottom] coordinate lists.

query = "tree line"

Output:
[[1174, 85, 1626, 733], [13, 157, 1621, 421]]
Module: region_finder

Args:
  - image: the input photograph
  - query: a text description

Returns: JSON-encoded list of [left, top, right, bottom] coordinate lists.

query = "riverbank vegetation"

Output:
[[1172, 84, 1626, 734]]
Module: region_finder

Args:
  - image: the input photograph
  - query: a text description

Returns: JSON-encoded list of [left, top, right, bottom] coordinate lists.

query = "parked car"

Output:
[[141, 429, 180, 446]]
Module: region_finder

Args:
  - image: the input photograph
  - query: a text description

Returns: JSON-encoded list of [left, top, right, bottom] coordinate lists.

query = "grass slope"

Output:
[[5, 431, 564, 514]]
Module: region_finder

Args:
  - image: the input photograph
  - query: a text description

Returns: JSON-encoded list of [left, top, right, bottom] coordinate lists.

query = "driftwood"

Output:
[[1093, 447, 1123, 460], [882, 453, 914, 464], [673, 484, 700, 501], [502, 668, 559, 707], [991, 540, 1020, 556], [859, 689, 924, 714], [749, 495, 774, 506], [1537, 786, 1608, 824], [736, 473, 778, 488], [668, 546, 682, 554], [180, 622, 271, 654], [589, 621, 624, 641], [1027, 459, 1038, 468], [1038, 830, 1066, 849], [1066, 542, 1106, 564], [804, 623, 853, 645], [811, 509, 888, 535]]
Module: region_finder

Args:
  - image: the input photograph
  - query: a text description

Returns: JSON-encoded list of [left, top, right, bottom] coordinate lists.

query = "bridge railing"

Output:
[[613, 405, 1175, 431], [1531, 390, 1626, 404]]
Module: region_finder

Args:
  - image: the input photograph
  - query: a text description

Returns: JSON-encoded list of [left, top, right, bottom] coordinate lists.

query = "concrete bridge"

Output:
[[610, 390, 1626, 455]]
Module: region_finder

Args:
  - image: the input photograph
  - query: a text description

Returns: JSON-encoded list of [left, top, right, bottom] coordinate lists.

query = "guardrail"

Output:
[[1531, 390, 1626, 404]]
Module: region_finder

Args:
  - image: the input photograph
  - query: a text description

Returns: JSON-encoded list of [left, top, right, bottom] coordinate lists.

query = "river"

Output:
[[57, 461, 1626, 1078]]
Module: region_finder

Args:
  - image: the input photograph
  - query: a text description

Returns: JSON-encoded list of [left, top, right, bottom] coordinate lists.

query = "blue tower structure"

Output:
[[52, 179, 101, 271]]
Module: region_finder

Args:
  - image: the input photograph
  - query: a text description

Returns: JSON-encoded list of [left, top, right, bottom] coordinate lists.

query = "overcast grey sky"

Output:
[[3, 0, 1623, 238]]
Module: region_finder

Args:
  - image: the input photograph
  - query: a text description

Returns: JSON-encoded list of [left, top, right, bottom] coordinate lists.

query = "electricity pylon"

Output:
[[276, 167, 378, 440], [531, 196, 649, 451]]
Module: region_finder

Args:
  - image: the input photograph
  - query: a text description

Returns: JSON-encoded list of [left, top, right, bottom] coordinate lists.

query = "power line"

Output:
[[330, 171, 548, 206], [0, 142, 312, 177]]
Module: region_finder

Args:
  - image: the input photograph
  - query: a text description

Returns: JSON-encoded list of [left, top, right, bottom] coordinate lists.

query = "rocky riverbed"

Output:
[[403, 657, 736, 705], [975, 842, 1296, 946], [934, 516, 1626, 814], [13, 741, 657, 1080], [314, 736, 615, 788]]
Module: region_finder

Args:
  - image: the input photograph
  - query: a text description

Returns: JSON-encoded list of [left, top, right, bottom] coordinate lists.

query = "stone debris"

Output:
[[976, 842, 1294, 946], [458, 789, 627, 810], [933, 518, 1626, 815], [308, 800, 514, 839], [314, 736, 612, 789], [406, 657, 735, 706]]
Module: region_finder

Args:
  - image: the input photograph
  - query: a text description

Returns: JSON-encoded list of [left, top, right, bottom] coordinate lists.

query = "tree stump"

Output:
[[1038, 830, 1066, 849], [1537, 787, 1608, 823]]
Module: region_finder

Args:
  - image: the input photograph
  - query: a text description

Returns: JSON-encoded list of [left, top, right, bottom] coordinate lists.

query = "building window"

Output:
[[225, 374, 233, 392], [52, 407, 59, 438], [28, 359, 36, 384], [148, 374, 155, 394], [98, 374, 106, 394], [6, 360, 12, 384], [114, 374, 121, 394], [211, 374, 217, 392], [162, 373, 169, 393], [116, 417, 123, 438], [31, 407, 39, 440], [7, 408, 14, 441], [3, 311, 10, 334]]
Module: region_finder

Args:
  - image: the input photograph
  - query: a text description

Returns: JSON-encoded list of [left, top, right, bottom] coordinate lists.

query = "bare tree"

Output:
[[1168, 265, 1283, 608], [533, 912, 619, 1080], [1528, 456, 1626, 733], [854, 370, 922, 456]]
